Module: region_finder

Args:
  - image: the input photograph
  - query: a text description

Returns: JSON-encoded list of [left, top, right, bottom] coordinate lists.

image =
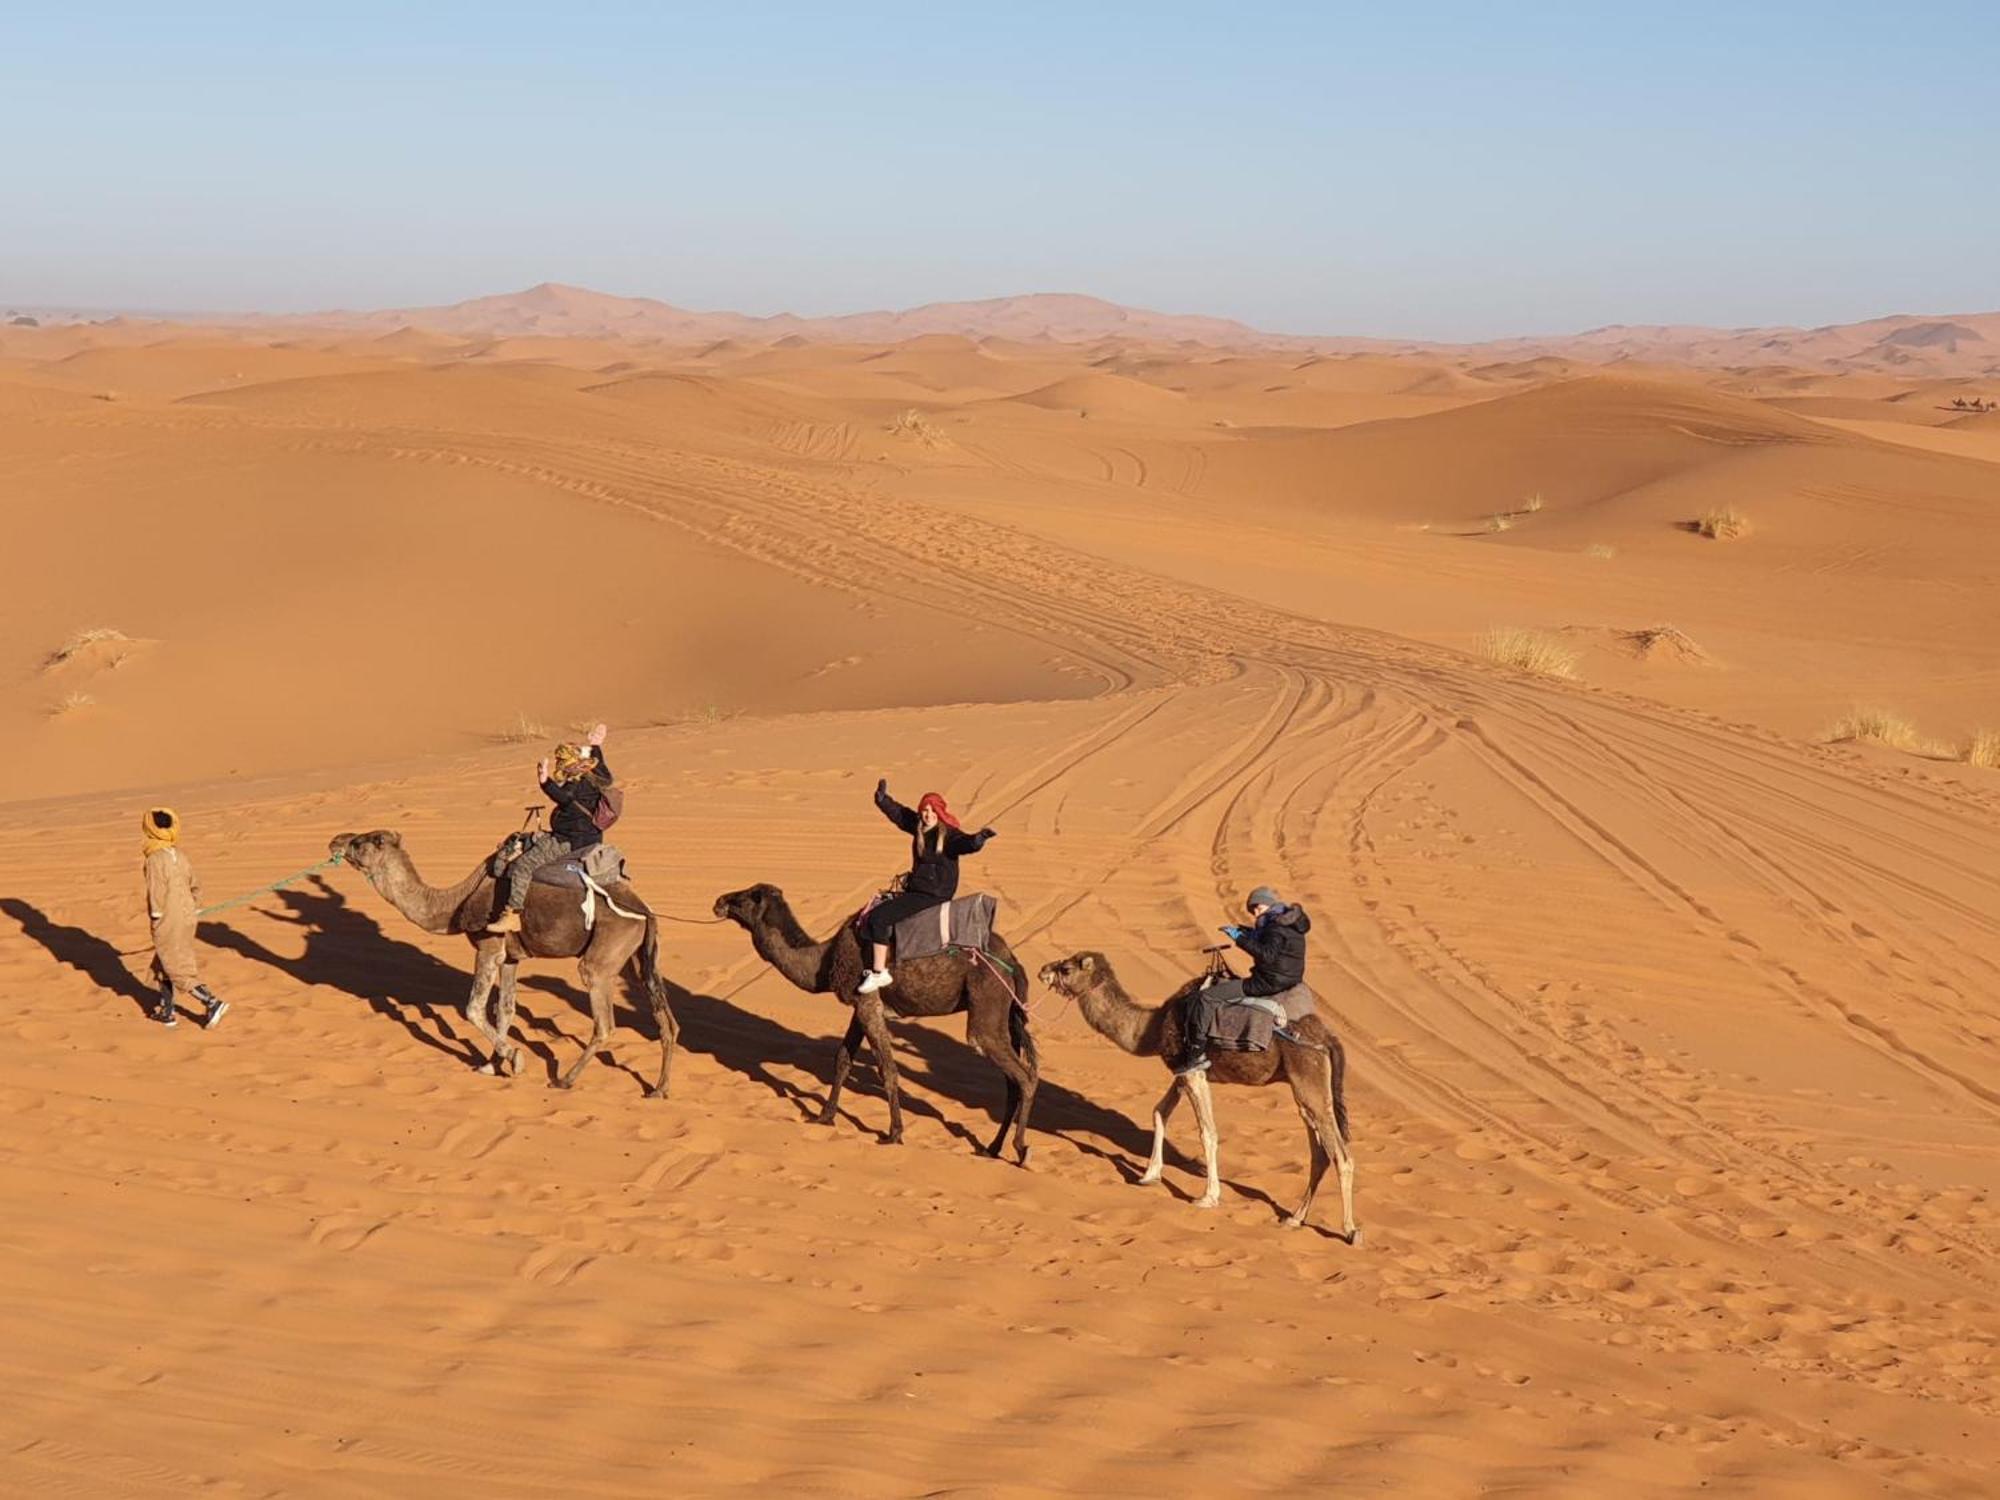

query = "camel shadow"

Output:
[[0, 897, 158, 1016], [198, 877, 487, 1066]]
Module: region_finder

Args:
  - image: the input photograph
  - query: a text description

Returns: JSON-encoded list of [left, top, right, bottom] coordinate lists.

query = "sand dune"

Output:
[[3, 321, 1998, 1498]]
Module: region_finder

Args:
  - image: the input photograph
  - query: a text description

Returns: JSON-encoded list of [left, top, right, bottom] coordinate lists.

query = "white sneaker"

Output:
[[857, 969, 894, 995]]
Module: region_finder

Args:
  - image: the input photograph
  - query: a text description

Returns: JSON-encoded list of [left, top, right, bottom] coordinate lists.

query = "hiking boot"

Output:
[[484, 909, 524, 935], [1172, 1036, 1210, 1076], [856, 969, 894, 995], [201, 998, 230, 1031]]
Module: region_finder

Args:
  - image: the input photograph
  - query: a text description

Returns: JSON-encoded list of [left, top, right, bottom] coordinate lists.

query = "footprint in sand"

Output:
[[307, 1215, 390, 1252]]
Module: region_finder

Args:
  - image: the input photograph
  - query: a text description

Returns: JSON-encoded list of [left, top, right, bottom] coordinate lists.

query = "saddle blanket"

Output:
[[487, 835, 628, 889], [1201, 981, 1318, 1052], [531, 843, 627, 889], [892, 892, 997, 961]]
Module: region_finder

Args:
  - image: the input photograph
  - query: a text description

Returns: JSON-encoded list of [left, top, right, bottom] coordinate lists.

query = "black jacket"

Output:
[[876, 785, 991, 900], [543, 747, 613, 849], [1233, 903, 1310, 996]]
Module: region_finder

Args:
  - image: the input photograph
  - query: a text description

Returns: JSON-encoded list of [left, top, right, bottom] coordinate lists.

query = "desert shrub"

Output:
[[1478, 627, 1579, 679]]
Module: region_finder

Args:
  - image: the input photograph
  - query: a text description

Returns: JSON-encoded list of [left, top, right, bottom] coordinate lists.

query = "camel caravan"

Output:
[[303, 728, 1357, 1241]]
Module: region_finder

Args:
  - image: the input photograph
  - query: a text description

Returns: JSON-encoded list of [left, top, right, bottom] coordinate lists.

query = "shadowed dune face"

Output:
[[1, 320, 1999, 1497]]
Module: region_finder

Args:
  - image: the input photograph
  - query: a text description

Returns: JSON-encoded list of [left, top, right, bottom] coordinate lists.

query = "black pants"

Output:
[[863, 891, 942, 948]]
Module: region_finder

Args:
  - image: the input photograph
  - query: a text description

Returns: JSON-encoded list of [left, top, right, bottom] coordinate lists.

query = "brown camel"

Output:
[[1037, 951, 1358, 1242], [712, 883, 1038, 1162], [329, 831, 679, 1096]]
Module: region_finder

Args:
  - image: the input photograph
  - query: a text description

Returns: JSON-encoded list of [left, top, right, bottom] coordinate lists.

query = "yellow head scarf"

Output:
[[142, 807, 180, 857], [550, 742, 595, 783]]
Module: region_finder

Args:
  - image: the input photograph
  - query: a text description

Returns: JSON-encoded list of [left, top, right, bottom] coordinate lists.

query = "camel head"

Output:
[[328, 829, 402, 879], [712, 883, 785, 928], [1038, 951, 1108, 997]]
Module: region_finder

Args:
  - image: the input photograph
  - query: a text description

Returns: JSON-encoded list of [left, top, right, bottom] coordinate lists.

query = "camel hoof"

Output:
[[1015, 1145, 1031, 1169], [549, 1078, 574, 1091], [1282, 1214, 1307, 1231], [809, 1112, 836, 1128], [475, 1062, 498, 1077], [1137, 1171, 1162, 1188], [882, 1131, 903, 1146], [1347, 1227, 1365, 1249], [1194, 1195, 1221, 1211], [645, 1086, 669, 1101]]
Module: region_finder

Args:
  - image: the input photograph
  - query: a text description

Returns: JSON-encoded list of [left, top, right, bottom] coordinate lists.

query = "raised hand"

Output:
[[537, 758, 551, 783], [586, 722, 608, 747]]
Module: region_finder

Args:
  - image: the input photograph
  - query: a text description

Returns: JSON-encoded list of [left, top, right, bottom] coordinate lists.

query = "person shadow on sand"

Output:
[[1, 896, 161, 1017]]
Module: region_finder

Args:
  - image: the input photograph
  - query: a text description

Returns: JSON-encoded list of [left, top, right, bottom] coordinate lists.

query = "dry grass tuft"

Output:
[[1822, 707, 1949, 756], [1624, 624, 1710, 664], [1963, 729, 2000, 769], [1485, 512, 1515, 533], [494, 710, 552, 744], [1584, 543, 1617, 560], [1478, 627, 1579, 679], [1521, 492, 1545, 513], [45, 627, 130, 669], [886, 408, 947, 446], [1696, 507, 1749, 540], [49, 691, 96, 717]]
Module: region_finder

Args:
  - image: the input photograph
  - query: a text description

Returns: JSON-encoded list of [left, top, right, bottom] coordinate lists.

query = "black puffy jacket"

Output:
[[543, 747, 613, 849], [876, 785, 991, 900], [1234, 903, 1310, 996]]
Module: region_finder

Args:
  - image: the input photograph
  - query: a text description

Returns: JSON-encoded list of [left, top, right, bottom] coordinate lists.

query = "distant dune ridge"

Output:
[[185, 280, 2000, 376]]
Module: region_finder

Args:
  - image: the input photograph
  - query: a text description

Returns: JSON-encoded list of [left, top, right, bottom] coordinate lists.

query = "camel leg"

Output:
[[1322, 1110, 1360, 1246], [465, 943, 503, 1071], [1285, 1097, 1331, 1230], [816, 1014, 866, 1126], [491, 960, 524, 1077], [647, 982, 679, 1101], [854, 994, 904, 1145], [1139, 1080, 1182, 1186], [553, 962, 615, 1090], [969, 999, 1035, 1165], [1185, 1069, 1222, 1209]]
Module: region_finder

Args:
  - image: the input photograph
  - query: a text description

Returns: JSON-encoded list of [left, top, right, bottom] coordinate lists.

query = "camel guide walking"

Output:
[[486, 722, 617, 934], [142, 808, 228, 1030]]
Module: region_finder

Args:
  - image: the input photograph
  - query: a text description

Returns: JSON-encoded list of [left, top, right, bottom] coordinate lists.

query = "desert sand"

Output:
[[3, 303, 1998, 1497]]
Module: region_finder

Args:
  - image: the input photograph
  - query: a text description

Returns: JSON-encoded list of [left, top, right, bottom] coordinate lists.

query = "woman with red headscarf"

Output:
[[859, 778, 996, 994]]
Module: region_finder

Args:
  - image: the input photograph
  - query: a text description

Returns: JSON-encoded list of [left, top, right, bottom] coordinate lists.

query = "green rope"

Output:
[[196, 853, 345, 917]]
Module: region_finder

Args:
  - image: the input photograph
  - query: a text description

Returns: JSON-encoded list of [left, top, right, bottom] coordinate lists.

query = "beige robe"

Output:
[[144, 846, 202, 987]]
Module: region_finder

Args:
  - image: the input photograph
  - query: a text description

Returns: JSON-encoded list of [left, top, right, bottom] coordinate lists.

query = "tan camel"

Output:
[[712, 883, 1038, 1161], [1037, 951, 1358, 1242], [329, 831, 678, 1096]]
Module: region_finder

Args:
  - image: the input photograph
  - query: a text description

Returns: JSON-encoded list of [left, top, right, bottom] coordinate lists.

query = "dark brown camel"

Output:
[[329, 831, 679, 1096], [1037, 951, 1358, 1241], [712, 883, 1038, 1162]]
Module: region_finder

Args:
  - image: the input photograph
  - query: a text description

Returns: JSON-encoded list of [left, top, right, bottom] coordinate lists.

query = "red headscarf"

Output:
[[917, 792, 962, 831]]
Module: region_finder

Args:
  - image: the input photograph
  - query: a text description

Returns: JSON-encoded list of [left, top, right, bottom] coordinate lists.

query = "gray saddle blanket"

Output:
[[893, 893, 997, 961], [1201, 980, 1318, 1052], [533, 843, 627, 889], [489, 837, 628, 889]]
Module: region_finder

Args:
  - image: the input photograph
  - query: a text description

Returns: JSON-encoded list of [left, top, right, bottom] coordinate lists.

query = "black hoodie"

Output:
[[1233, 903, 1310, 996]]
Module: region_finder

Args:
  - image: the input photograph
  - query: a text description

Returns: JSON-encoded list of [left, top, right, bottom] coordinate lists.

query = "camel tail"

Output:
[[1008, 993, 1037, 1069], [628, 911, 667, 1010], [1328, 1031, 1352, 1142]]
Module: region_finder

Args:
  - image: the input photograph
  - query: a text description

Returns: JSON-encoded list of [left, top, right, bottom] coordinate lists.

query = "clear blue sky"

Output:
[[3, 2, 1995, 338]]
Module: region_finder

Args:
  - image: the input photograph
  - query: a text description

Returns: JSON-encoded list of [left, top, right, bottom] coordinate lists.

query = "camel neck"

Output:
[[1078, 974, 1167, 1056], [370, 850, 488, 934], [754, 898, 837, 993]]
